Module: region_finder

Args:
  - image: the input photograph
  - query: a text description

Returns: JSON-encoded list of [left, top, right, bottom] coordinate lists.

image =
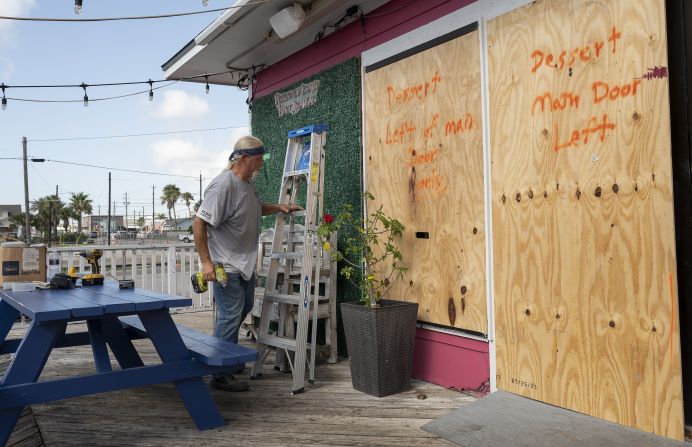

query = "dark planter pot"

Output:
[[341, 299, 419, 397]]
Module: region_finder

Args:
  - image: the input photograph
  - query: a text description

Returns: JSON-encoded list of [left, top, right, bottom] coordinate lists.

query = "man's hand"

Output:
[[279, 204, 303, 213], [262, 203, 303, 216], [201, 260, 216, 282]]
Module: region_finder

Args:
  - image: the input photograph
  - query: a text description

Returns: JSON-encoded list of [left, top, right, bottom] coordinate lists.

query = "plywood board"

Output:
[[364, 29, 487, 334], [488, 0, 683, 440]]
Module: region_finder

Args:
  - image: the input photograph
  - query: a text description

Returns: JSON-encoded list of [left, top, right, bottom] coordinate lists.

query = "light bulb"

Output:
[[1, 97, 6, 110], [206, 83, 210, 94], [203, 0, 209, 6], [83, 94, 89, 107], [74, 0, 83, 15], [149, 90, 154, 101]]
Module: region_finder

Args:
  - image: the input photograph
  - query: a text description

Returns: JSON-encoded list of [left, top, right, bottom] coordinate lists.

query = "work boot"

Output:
[[210, 374, 249, 392]]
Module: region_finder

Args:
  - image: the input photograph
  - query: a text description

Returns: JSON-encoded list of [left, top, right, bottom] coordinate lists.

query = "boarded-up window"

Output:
[[363, 25, 487, 334], [488, 0, 683, 440]]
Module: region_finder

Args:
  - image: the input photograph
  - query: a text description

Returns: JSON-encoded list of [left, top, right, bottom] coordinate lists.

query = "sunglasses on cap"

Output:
[[229, 146, 271, 160]]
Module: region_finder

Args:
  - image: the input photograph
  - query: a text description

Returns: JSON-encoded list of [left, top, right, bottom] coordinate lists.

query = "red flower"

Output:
[[324, 213, 334, 224]]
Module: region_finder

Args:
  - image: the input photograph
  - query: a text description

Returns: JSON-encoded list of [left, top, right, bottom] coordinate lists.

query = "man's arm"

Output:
[[192, 216, 216, 281], [262, 203, 303, 216]]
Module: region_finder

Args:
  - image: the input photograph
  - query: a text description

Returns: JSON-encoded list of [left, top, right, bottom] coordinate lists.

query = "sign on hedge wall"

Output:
[[274, 80, 321, 116]]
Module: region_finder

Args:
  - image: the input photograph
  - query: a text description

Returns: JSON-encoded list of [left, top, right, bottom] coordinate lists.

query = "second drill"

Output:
[[79, 249, 104, 286]]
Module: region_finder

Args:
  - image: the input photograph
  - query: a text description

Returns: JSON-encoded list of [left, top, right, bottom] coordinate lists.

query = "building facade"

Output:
[[164, 0, 691, 440]]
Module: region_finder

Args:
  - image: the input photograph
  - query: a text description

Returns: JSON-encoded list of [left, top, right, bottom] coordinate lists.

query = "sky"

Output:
[[0, 0, 251, 222]]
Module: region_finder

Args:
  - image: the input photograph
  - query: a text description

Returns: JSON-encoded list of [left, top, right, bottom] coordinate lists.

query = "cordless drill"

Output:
[[79, 249, 105, 286], [191, 264, 227, 293]]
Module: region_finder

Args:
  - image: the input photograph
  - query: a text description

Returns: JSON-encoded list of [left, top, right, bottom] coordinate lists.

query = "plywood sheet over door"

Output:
[[364, 27, 487, 334], [488, 0, 683, 440]]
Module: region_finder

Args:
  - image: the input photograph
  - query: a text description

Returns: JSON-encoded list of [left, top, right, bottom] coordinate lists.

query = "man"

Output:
[[193, 135, 301, 392]]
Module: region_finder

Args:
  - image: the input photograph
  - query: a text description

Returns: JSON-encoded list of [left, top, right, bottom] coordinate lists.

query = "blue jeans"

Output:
[[213, 272, 255, 374]]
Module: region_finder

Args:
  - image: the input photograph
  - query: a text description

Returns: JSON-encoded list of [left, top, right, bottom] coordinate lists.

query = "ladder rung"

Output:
[[264, 292, 330, 305], [271, 252, 304, 260], [257, 268, 331, 278], [283, 170, 310, 178], [265, 292, 302, 305], [258, 334, 297, 352]]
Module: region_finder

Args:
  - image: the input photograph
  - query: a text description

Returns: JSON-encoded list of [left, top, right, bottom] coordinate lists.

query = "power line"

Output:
[[29, 125, 248, 142], [0, 1, 272, 22], [36, 158, 204, 179]]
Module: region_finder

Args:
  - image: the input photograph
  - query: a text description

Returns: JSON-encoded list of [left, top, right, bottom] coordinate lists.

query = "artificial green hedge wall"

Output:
[[251, 57, 363, 354]]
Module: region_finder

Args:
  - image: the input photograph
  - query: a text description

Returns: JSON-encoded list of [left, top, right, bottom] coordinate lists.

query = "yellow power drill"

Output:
[[191, 264, 227, 293], [79, 249, 104, 286]]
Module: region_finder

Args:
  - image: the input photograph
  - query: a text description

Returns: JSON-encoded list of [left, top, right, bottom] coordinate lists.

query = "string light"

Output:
[[0, 69, 241, 106], [74, 0, 83, 15], [203, 0, 209, 6], [81, 82, 88, 107]]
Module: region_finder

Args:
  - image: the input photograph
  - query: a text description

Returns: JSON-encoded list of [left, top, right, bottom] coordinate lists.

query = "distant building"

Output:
[[82, 215, 124, 234], [0, 204, 22, 233], [164, 217, 194, 231]]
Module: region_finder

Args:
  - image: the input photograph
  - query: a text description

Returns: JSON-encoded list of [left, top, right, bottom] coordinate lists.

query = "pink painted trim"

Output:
[[253, 0, 477, 98], [416, 327, 489, 352], [412, 327, 490, 393]]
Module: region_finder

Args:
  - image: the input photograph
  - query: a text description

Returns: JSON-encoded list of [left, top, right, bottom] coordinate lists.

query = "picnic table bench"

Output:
[[0, 281, 257, 447], [119, 315, 255, 367]]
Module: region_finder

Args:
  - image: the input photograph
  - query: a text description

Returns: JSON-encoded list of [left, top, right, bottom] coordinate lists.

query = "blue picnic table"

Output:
[[0, 281, 257, 446]]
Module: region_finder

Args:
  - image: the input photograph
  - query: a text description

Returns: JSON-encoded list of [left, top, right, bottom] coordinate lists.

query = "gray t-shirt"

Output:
[[196, 170, 263, 280]]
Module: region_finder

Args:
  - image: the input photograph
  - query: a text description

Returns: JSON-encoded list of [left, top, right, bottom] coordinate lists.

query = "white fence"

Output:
[[46, 244, 213, 310]]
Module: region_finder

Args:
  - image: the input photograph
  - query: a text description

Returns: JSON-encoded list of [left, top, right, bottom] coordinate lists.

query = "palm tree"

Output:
[[70, 192, 93, 234], [160, 184, 181, 227], [31, 195, 64, 238], [9, 212, 32, 239], [181, 192, 195, 217], [58, 206, 76, 234], [156, 213, 166, 220], [193, 200, 202, 213]]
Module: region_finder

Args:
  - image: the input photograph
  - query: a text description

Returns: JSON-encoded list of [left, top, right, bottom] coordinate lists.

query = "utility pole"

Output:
[[22, 137, 31, 243], [107, 172, 111, 246], [123, 192, 129, 229], [199, 172, 203, 201], [152, 185, 155, 234]]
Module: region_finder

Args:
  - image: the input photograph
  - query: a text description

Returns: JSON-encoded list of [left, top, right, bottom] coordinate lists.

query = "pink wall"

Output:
[[253, 0, 477, 98], [413, 328, 490, 393]]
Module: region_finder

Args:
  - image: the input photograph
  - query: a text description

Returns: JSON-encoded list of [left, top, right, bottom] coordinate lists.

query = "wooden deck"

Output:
[[4, 309, 474, 446]]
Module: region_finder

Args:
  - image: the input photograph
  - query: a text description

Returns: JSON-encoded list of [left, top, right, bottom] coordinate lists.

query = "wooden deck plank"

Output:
[[9, 310, 472, 446]]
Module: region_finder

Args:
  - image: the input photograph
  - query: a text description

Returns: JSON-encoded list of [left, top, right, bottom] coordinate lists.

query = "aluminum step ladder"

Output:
[[250, 124, 329, 394]]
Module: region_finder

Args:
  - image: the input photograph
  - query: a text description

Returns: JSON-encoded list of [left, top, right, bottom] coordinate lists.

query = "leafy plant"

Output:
[[317, 192, 407, 307]]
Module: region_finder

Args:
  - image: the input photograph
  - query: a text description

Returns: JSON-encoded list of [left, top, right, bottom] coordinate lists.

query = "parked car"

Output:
[[178, 233, 194, 243], [89, 231, 98, 239]]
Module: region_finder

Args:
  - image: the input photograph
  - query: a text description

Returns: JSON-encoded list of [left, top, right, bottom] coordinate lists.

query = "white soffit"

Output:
[[163, 0, 391, 86], [361, 0, 533, 66]]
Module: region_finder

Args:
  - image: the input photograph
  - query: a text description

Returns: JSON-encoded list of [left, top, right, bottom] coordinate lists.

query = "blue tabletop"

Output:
[[0, 281, 192, 322]]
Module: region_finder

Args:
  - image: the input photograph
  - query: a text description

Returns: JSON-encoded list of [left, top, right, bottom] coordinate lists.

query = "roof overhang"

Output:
[[162, 0, 391, 87]]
